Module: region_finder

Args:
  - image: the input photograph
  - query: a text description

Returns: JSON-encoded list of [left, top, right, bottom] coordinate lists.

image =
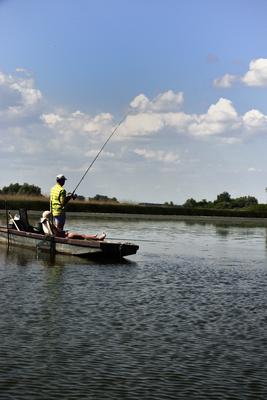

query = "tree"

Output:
[[198, 199, 210, 208], [232, 196, 258, 208], [216, 192, 231, 203], [164, 201, 174, 206], [183, 198, 197, 208], [0, 182, 42, 196], [90, 194, 118, 203]]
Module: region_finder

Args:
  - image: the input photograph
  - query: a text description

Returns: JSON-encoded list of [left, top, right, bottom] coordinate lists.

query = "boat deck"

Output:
[[0, 227, 139, 259]]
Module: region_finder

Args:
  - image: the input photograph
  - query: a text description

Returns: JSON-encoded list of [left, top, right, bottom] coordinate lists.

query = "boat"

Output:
[[0, 209, 139, 260]]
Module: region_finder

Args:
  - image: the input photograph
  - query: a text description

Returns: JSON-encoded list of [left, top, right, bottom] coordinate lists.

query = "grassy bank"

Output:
[[1, 195, 267, 218]]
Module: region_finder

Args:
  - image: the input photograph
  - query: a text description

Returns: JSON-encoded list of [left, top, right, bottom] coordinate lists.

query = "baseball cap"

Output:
[[56, 174, 67, 180]]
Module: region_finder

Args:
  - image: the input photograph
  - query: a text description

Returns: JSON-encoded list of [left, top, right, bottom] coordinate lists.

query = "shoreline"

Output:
[[2, 209, 267, 226], [66, 212, 267, 225]]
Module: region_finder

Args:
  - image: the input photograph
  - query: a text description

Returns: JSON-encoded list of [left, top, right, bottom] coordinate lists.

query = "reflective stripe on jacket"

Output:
[[50, 183, 66, 216]]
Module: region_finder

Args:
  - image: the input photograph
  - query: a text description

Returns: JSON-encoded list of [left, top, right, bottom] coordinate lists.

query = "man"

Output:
[[50, 174, 76, 231], [41, 211, 106, 240]]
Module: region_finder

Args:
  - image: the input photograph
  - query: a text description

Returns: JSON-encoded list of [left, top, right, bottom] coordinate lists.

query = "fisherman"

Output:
[[40, 211, 106, 240], [50, 174, 76, 232]]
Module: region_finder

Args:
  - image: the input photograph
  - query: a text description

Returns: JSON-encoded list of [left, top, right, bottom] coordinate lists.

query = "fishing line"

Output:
[[72, 112, 128, 195]]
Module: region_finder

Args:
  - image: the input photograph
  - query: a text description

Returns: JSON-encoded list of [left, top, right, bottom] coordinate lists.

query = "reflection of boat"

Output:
[[0, 227, 139, 260]]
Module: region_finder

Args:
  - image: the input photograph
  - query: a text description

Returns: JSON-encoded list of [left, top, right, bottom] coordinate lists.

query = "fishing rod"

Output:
[[71, 113, 128, 196]]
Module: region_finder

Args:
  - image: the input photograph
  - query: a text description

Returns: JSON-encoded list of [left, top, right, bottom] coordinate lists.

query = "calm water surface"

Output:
[[1, 215, 267, 399]]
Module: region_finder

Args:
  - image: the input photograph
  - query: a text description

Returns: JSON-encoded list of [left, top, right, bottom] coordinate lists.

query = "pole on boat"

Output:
[[8, 212, 20, 231], [5, 202, 10, 248], [71, 113, 128, 196]]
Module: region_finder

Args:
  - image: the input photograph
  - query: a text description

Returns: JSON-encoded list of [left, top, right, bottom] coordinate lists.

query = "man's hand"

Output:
[[67, 193, 77, 200]]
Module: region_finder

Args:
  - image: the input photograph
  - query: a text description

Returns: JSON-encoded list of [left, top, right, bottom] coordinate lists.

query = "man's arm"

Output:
[[64, 192, 77, 205]]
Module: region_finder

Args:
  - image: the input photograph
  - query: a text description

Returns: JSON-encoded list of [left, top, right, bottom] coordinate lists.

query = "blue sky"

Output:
[[1, 0, 267, 203]]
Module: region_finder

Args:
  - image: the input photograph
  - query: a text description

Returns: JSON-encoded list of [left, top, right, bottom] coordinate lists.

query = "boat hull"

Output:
[[0, 227, 139, 259]]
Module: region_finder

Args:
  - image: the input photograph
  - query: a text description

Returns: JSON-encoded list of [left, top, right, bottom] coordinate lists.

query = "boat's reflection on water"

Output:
[[1, 244, 135, 268]]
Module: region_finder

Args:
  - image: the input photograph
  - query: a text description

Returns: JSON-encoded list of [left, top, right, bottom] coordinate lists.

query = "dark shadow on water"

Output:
[[0, 244, 137, 268]]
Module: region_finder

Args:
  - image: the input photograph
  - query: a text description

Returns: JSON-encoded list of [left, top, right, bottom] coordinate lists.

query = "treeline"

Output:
[[0, 183, 119, 203], [183, 192, 258, 209], [0, 184, 260, 212], [0, 183, 42, 196], [77, 194, 119, 203]]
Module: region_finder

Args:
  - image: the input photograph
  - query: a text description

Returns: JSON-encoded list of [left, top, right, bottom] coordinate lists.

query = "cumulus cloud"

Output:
[[41, 113, 62, 125], [213, 74, 237, 88], [242, 109, 267, 130], [3, 66, 267, 183], [38, 86, 267, 144], [214, 58, 267, 88], [0, 70, 42, 119], [120, 97, 242, 139], [188, 98, 240, 137], [130, 90, 184, 112], [242, 58, 267, 86], [120, 112, 165, 137], [41, 110, 114, 142]]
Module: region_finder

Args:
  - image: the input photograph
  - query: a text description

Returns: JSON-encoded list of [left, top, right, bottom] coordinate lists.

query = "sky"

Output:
[[1, 0, 267, 203]]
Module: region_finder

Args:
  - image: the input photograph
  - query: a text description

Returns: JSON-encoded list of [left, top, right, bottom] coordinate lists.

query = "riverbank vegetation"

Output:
[[1, 194, 267, 218], [1, 184, 267, 218], [183, 191, 258, 209]]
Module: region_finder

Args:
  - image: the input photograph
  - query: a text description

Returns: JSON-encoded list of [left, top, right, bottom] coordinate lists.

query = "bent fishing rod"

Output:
[[71, 113, 128, 196]]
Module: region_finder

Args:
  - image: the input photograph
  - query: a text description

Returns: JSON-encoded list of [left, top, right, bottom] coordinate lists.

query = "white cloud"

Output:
[[243, 109, 267, 130], [84, 113, 113, 133], [120, 112, 165, 137], [242, 58, 267, 86], [134, 148, 180, 163], [119, 95, 267, 141], [248, 167, 262, 172], [213, 74, 237, 88], [123, 97, 241, 139], [41, 110, 114, 143], [3, 66, 267, 186], [130, 90, 184, 112], [0, 70, 42, 125], [188, 98, 240, 137], [219, 137, 242, 145], [214, 58, 267, 88], [41, 113, 62, 125], [130, 94, 149, 111], [163, 112, 194, 129], [85, 149, 115, 158]]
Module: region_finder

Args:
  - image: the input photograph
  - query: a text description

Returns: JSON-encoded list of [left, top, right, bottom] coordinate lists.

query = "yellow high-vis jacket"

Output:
[[50, 183, 66, 216]]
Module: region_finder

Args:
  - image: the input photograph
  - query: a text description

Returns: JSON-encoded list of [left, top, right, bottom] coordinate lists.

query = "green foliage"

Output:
[[89, 194, 119, 203], [183, 198, 197, 208], [0, 197, 267, 219], [183, 192, 258, 209], [231, 196, 258, 208], [216, 191, 231, 203], [164, 201, 174, 206], [0, 182, 42, 196], [76, 195, 85, 201]]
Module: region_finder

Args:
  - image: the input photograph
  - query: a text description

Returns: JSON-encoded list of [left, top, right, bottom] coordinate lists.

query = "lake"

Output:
[[0, 214, 267, 399]]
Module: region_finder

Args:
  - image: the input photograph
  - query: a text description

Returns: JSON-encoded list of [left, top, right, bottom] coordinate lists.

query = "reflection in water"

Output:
[[215, 226, 230, 237]]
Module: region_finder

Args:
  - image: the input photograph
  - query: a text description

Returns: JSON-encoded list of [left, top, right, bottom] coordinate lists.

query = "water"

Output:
[[1, 215, 267, 399]]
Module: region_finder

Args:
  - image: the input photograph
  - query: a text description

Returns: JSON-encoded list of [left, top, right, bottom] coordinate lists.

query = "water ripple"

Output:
[[1, 217, 267, 399]]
